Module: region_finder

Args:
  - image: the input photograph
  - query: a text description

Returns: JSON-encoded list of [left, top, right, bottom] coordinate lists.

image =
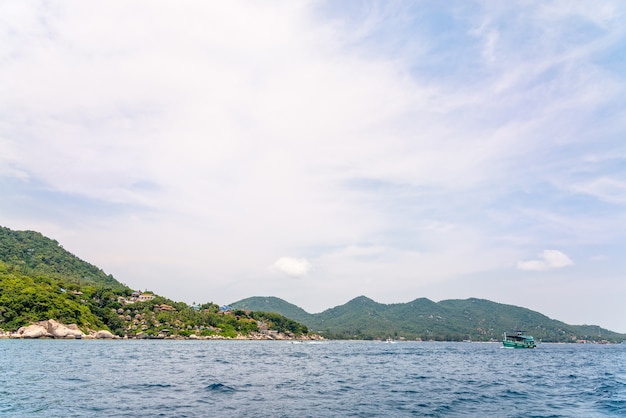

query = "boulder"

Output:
[[12, 320, 86, 339], [17, 324, 49, 338], [43, 319, 84, 338], [95, 330, 115, 339]]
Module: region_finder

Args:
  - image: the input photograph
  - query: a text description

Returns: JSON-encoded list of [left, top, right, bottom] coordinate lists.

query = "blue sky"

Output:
[[1, 1, 625, 332]]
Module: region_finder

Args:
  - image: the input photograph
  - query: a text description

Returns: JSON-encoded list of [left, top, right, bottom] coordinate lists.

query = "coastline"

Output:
[[0, 319, 322, 341]]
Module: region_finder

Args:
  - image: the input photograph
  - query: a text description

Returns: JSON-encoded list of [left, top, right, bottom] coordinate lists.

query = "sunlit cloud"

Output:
[[272, 257, 311, 278], [517, 250, 574, 271]]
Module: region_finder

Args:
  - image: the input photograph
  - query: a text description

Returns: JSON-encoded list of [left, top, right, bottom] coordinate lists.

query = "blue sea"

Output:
[[1, 340, 624, 417]]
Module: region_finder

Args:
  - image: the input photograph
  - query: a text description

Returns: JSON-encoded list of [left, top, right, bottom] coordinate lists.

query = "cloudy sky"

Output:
[[2, 1, 625, 332]]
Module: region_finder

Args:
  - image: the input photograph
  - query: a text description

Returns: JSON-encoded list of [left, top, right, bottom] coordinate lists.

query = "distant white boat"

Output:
[[385, 338, 395, 344]]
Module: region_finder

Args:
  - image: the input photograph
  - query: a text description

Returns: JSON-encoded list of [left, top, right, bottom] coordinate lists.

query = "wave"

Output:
[[205, 383, 238, 393]]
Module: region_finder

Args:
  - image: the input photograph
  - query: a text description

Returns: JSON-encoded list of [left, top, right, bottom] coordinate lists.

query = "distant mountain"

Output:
[[232, 296, 626, 343], [230, 296, 314, 324], [2, 225, 621, 342], [0, 226, 127, 290]]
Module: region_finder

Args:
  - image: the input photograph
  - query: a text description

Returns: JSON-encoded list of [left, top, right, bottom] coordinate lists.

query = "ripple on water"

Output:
[[0, 340, 624, 417], [204, 383, 238, 393]]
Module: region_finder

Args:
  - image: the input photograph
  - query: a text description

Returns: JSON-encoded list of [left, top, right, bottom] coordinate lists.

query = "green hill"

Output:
[[0, 226, 310, 339], [231, 296, 314, 324], [0, 226, 126, 290], [232, 296, 626, 343]]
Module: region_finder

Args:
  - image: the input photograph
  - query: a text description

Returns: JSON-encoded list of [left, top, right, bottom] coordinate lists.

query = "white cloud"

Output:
[[272, 257, 311, 278], [571, 177, 626, 204], [517, 250, 574, 271]]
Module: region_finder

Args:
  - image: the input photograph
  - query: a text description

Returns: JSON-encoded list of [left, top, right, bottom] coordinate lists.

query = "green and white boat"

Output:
[[502, 331, 536, 348]]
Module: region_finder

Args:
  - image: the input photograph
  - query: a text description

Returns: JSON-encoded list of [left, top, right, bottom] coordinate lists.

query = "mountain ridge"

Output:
[[231, 295, 625, 343], [2, 225, 621, 342], [0, 226, 127, 290]]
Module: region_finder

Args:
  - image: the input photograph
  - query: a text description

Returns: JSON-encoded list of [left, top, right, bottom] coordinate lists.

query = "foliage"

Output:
[[0, 226, 127, 290], [250, 311, 308, 336], [0, 261, 103, 330], [233, 296, 314, 324], [0, 226, 310, 339], [232, 296, 626, 343]]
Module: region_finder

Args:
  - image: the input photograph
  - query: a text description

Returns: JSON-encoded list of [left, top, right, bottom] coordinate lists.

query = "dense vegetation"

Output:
[[233, 296, 314, 324], [249, 311, 309, 336], [232, 296, 626, 343], [0, 226, 125, 290], [0, 227, 309, 338], [0, 261, 106, 330]]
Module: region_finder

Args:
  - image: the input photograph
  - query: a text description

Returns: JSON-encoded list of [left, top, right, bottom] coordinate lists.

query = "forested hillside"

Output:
[[231, 296, 315, 324], [0, 226, 310, 339], [0, 226, 125, 289], [232, 296, 626, 343]]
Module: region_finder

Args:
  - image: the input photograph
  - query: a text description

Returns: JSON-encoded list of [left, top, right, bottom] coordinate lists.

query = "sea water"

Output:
[[0, 340, 624, 417]]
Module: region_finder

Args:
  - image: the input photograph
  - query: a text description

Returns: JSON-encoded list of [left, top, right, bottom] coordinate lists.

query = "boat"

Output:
[[502, 331, 536, 348]]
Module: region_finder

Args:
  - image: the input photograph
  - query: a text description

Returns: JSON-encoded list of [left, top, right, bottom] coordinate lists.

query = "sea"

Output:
[[0, 340, 624, 417]]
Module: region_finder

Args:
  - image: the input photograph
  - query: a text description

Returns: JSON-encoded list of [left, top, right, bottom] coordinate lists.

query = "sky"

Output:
[[1, 0, 625, 333]]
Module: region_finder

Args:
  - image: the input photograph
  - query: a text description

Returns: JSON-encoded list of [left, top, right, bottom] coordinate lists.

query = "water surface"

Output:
[[1, 340, 624, 417]]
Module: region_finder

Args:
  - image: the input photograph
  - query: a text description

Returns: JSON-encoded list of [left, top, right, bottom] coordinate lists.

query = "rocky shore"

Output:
[[0, 319, 323, 341], [0, 319, 115, 339]]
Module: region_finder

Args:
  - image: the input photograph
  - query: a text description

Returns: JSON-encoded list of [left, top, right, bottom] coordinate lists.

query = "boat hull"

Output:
[[502, 340, 536, 349]]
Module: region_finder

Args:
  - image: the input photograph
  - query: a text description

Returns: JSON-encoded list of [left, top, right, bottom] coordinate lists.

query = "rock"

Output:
[[94, 330, 115, 339], [12, 320, 86, 339], [43, 319, 84, 338], [188, 334, 199, 339], [17, 324, 49, 338]]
